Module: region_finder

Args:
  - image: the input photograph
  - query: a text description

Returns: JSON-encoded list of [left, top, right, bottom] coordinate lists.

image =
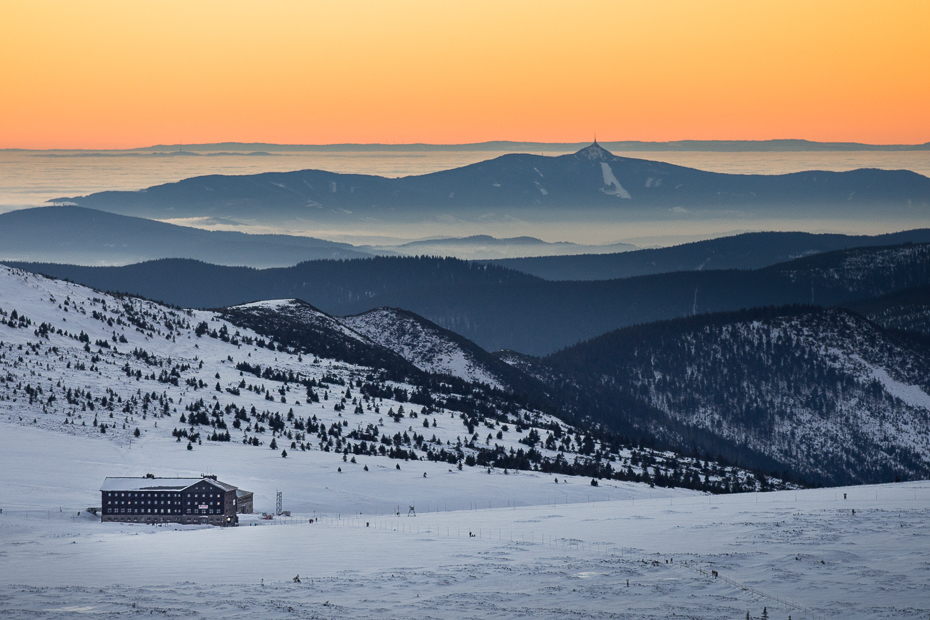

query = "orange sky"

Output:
[[2, 0, 929, 149]]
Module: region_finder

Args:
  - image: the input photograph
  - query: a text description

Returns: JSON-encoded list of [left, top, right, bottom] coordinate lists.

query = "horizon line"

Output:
[[3, 138, 930, 153]]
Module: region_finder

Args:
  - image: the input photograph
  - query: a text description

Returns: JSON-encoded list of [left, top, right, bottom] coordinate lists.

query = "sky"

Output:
[[2, 0, 929, 149]]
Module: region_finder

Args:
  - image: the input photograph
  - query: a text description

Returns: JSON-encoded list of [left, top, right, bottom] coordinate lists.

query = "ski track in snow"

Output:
[[600, 162, 632, 199]]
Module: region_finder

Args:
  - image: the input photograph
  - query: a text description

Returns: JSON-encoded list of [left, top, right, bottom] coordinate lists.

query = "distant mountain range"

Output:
[[11, 242, 930, 355], [7, 205, 930, 270], [378, 235, 636, 260], [0, 206, 371, 267], [0, 206, 640, 264], [54, 143, 930, 225], [487, 229, 930, 280], [18, 138, 927, 152]]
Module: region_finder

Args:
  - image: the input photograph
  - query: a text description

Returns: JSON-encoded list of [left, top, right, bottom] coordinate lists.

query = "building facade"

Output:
[[100, 475, 240, 526], [236, 489, 254, 514]]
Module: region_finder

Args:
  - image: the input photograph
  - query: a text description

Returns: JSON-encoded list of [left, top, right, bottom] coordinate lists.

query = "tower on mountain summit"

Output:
[[575, 140, 613, 161]]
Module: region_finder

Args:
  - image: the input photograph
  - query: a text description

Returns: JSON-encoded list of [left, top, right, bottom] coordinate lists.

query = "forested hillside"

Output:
[[543, 306, 930, 485], [0, 265, 780, 495]]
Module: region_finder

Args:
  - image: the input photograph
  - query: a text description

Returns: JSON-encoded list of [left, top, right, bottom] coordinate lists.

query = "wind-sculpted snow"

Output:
[[0, 265, 778, 497]]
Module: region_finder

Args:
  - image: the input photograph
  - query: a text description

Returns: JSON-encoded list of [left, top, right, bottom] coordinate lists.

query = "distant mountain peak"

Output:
[[574, 141, 614, 161]]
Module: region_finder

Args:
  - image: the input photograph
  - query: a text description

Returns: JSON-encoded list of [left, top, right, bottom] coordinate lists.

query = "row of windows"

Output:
[[106, 500, 221, 506], [103, 492, 223, 499], [104, 492, 181, 498], [105, 507, 223, 515]]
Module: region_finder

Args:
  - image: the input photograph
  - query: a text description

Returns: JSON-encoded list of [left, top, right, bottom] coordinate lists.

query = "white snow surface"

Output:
[[851, 353, 930, 411], [0, 423, 927, 619]]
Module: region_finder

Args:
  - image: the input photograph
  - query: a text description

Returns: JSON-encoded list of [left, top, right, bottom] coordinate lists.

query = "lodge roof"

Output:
[[100, 477, 237, 493]]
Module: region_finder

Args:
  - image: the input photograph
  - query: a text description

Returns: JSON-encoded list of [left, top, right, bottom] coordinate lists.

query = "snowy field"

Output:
[[1, 423, 928, 620]]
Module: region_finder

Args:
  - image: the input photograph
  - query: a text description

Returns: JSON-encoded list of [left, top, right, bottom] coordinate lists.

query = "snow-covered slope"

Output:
[[0, 421, 925, 620], [343, 307, 509, 389], [0, 264, 776, 495]]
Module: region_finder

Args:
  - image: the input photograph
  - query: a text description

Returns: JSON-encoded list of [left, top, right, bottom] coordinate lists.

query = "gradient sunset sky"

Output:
[[2, 0, 929, 149]]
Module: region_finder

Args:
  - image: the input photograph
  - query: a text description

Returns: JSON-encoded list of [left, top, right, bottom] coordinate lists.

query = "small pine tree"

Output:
[[270, 438, 278, 450], [281, 449, 288, 458], [761, 607, 768, 620], [396, 464, 401, 470], [134, 427, 141, 438], [187, 441, 193, 451]]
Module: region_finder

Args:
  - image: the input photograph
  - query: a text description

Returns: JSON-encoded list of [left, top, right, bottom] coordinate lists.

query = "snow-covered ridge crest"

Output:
[[343, 307, 506, 389], [227, 298, 373, 345]]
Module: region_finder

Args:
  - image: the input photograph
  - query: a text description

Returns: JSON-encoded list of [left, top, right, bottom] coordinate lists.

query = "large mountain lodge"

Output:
[[100, 474, 249, 526]]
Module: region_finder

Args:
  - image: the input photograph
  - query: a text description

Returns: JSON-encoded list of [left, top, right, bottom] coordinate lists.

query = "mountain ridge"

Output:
[[9, 242, 930, 355], [55, 144, 930, 225], [487, 229, 930, 280], [542, 304, 930, 485], [0, 206, 371, 267]]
